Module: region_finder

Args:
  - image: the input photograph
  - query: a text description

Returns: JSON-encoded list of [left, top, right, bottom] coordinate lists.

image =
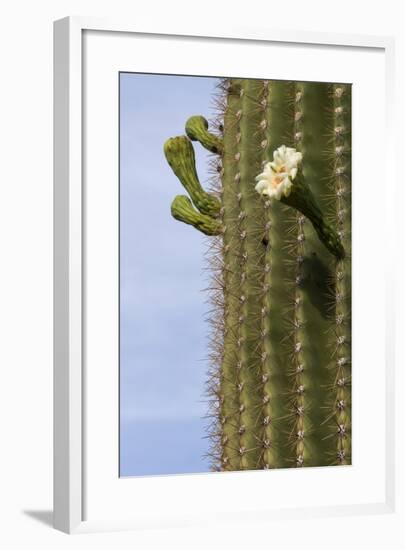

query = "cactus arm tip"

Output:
[[171, 195, 222, 236], [164, 135, 221, 218], [185, 115, 223, 155]]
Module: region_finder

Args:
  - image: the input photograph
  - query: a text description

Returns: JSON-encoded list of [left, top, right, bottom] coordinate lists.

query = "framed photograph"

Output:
[[54, 17, 396, 534]]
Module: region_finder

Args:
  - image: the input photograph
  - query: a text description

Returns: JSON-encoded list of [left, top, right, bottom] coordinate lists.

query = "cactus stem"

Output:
[[165, 77, 351, 472]]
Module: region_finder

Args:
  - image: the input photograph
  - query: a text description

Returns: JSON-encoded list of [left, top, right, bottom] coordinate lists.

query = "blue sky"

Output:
[[120, 73, 220, 476]]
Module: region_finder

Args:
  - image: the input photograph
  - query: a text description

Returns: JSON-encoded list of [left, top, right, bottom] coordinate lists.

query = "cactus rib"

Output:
[[329, 84, 352, 465], [217, 79, 245, 470], [261, 80, 296, 468]]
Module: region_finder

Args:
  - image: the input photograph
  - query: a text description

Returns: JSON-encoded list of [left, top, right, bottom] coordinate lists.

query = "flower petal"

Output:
[[255, 145, 302, 199], [274, 186, 283, 200], [255, 180, 268, 194], [283, 181, 292, 197]]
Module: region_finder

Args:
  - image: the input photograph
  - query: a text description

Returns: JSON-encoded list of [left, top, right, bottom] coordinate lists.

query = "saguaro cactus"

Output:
[[164, 78, 351, 470]]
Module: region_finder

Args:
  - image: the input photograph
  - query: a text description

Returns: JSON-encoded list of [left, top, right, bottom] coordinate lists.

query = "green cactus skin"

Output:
[[171, 195, 222, 236], [215, 79, 245, 470], [164, 136, 221, 218], [329, 84, 352, 465], [185, 115, 224, 155], [289, 82, 340, 467], [164, 78, 352, 471], [261, 80, 296, 468], [281, 181, 345, 260]]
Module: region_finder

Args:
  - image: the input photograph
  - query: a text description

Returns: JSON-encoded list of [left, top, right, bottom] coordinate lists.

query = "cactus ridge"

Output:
[[164, 77, 352, 471], [327, 84, 352, 465]]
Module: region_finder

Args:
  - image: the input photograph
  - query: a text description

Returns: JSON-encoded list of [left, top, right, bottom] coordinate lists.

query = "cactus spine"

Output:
[[164, 78, 351, 470]]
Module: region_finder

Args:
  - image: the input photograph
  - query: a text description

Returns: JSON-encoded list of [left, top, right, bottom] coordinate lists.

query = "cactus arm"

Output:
[[287, 81, 311, 468], [185, 115, 224, 155], [171, 195, 222, 236], [164, 136, 221, 218]]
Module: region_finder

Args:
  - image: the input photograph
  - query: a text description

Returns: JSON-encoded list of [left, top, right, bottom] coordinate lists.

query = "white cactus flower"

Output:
[[255, 145, 303, 200]]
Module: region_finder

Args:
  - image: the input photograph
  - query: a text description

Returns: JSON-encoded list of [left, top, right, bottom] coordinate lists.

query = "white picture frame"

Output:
[[54, 16, 397, 535]]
